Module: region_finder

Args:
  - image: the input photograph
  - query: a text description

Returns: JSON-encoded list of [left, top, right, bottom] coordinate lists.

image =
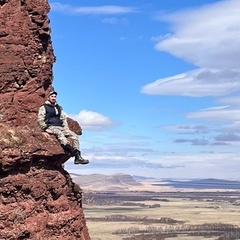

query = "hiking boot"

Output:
[[74, 150, 89, 165], [61, 144, 75, 157]]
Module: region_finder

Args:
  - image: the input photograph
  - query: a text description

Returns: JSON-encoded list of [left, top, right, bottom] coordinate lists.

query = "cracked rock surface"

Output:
[[0, 1, 90, 239]]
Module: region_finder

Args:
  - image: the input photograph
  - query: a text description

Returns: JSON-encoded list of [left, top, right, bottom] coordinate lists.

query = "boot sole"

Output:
[[74, 161, 89, 165]]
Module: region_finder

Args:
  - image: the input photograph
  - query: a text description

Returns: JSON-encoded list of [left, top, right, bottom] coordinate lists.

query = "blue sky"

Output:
[[48, 0, 240, 179]]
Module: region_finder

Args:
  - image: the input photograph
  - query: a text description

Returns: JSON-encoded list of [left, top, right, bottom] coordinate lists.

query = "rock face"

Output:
[[0, 1, 90, 239]]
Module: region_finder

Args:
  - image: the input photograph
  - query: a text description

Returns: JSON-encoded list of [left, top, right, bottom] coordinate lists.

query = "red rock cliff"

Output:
[[0, 1, 90, 239]]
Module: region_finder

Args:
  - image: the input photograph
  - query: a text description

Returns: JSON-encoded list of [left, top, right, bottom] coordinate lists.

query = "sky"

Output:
[[48, 0, 240, 180]]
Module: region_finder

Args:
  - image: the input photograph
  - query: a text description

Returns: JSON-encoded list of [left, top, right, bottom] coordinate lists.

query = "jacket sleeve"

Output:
[[61, 111, 69, 129], [37, 105, 48, 130]]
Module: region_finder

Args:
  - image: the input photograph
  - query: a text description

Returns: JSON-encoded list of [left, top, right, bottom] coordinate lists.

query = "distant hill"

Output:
[[71, 173, 142, 191], [132, 175, 157, 181], [153, 178, 240, 189], [70, 173, 240, 191]]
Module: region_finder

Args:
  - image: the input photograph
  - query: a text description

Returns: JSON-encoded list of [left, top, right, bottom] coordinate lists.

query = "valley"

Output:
[[72, 174, 240, 240]]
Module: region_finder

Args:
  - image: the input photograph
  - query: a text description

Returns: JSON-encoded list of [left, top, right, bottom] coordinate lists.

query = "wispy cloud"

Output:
[[142, 0, 240, 97], [154, 0, 240, 69], [66, 152, 240, 179], [215, 133, 240, 142], [141, 0, 240, 138], [102, 17, 129, 25], [141, 68, 240, 97], [174, 138, 209, 146], [217, 95, 240, 106], [163, 124, 209, 134], [186, 106, 240, 122], [50, 2, 139, 15]]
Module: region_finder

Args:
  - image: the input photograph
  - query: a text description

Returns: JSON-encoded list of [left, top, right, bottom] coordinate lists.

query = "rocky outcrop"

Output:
[[0, 1, 90, 239]]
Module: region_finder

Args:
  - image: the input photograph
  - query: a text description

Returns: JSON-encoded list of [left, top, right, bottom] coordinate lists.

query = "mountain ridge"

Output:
[[71, 173, 240, 191]]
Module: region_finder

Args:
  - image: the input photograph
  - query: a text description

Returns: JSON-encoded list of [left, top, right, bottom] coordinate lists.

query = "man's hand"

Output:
[[42, 124, 49, 131]]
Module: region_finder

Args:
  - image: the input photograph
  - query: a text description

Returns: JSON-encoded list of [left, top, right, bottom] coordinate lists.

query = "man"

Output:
[[37, 91, 89, 165]]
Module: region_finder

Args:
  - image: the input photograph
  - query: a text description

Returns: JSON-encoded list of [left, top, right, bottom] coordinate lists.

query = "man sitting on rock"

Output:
[[37, 91, 89, 165]]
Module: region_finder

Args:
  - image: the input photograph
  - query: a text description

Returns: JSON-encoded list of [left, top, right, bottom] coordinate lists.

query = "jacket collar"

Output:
[[45, 100, 57, 105]]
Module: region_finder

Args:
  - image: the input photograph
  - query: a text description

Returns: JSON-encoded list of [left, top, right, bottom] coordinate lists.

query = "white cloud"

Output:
[[186, 106, 240, 122], [155, 0, 240, 69], [141, 68, 240, 97], [163, 124, 209, 134], [141, 0, 240, 132], [217, 95, 240, 106], [50, 2, 139, 15], [70, 110, 114, 130], [143, 0, 240, 97], [66, 152, 240, 179], [102, 17, 129, 25]]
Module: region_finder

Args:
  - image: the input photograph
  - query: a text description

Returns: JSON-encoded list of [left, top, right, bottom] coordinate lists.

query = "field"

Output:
[[82, 189, 240, 240]]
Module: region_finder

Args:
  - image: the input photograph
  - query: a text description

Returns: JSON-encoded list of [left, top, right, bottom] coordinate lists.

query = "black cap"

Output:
[[48, 91, 57, 96]]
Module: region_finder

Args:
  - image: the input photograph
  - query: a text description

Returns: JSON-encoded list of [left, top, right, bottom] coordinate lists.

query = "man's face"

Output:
[[48, 94, 57, 104]]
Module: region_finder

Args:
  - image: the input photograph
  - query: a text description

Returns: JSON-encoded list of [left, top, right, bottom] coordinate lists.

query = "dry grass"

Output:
[[84, 195, 240, 240], [0, 125, 26, 147]]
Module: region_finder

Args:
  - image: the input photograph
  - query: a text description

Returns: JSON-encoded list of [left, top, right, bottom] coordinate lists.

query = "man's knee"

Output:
[[64, 129, 77, 138]]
